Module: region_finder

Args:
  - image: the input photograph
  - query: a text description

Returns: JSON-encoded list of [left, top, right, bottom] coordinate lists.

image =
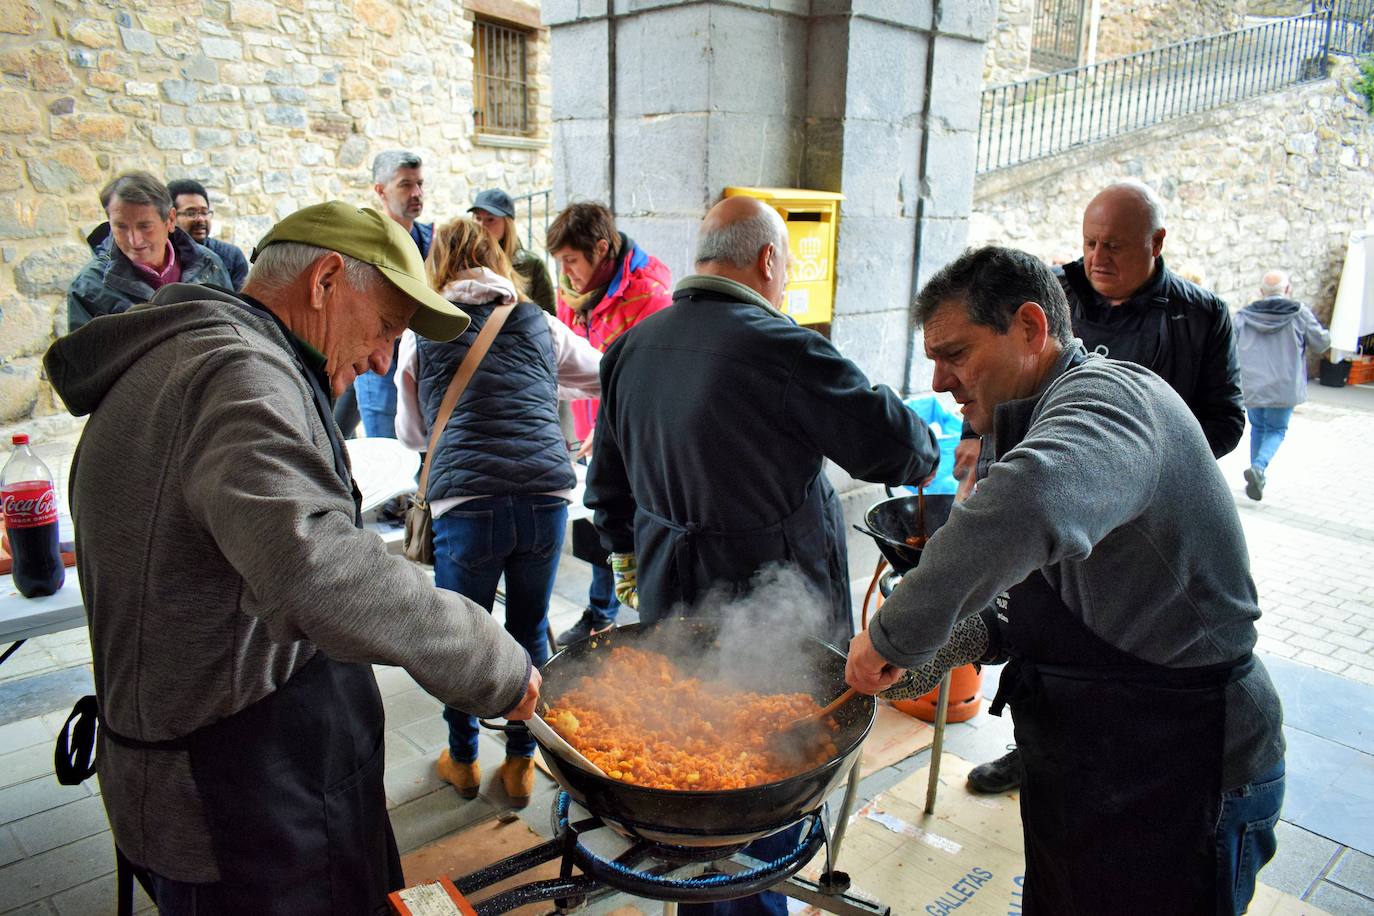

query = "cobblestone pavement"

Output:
[[1220, 384, 1374, 687]]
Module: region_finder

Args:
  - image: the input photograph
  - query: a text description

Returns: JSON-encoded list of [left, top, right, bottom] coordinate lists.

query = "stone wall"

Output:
[[982, 0, 1246, 86], [1095, 0, 1245, 59], [968, 61, 1374, 323], [0, 0, 552, 427]]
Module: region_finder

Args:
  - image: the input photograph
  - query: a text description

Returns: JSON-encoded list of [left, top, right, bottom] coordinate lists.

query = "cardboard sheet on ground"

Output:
[[792, 754, 1325, 916], [532, 702, 933, 781]]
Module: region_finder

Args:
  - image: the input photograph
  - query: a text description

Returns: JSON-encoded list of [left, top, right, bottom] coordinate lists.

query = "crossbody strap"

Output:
[[415, 303, 516, 503]]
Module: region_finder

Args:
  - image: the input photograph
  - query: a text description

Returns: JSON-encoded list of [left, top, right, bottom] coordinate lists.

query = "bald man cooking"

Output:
[[585, 195, 939, 916]]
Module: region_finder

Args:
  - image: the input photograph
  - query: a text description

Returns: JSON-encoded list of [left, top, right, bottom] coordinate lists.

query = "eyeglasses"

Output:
[[180, 208, 213, 219]]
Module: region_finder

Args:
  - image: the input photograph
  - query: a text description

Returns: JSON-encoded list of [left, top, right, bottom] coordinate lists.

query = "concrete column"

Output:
[[544, 0, 992, 394]]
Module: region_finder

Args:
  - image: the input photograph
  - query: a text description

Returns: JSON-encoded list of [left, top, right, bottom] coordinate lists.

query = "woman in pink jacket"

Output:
[[547, 201, 673, 643]]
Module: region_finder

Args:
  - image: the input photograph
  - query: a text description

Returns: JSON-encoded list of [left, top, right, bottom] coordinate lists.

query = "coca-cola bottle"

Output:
[[2, 434, 66, 598]]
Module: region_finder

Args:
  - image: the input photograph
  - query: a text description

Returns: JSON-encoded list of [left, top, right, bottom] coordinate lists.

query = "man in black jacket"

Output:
[[966, 178, 1246, 795], [585, 195, 939, 916]]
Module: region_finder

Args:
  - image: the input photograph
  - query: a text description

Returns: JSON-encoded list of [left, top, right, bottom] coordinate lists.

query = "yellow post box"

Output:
[[723, 187, 845, 326]]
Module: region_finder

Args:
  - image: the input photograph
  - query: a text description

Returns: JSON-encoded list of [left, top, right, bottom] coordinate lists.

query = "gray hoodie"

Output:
[[44, 284, 532, 881], [1235, 297, 1331, 408], [871, 347, 1283, 789]]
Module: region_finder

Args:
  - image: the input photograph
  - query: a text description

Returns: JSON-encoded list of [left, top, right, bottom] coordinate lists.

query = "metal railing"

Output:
[[977, 11, 1335, 173], [511, 187, 554, 266], [1322, 0, 1374, 55]]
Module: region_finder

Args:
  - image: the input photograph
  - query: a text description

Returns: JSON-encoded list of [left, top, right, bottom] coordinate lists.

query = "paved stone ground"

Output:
[[1, 383, 1371, 914]]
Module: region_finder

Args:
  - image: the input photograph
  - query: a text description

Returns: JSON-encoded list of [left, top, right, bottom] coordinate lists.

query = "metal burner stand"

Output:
[[446, 755, 888, 915]]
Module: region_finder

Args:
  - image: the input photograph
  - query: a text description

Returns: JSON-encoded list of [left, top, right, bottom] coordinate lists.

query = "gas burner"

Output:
[[439, 791, 890, 916]]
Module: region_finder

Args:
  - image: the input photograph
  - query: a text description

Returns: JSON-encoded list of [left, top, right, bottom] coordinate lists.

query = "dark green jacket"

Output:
[[513, 247, 555, 315], [67, 228, 231, 332]]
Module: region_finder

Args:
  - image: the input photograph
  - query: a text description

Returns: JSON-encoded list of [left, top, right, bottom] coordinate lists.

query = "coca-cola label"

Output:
[[3, 482, 59, 528]]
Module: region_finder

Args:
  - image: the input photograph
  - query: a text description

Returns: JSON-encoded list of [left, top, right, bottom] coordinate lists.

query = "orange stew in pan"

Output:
[[545, 647, 838, 790]]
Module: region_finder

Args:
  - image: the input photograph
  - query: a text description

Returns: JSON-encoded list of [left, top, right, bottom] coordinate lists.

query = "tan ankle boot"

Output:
[[497, 756, 535, 807], [436, 750, 481, 799]]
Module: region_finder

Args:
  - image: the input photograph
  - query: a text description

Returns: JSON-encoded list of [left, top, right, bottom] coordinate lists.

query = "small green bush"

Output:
[[1357, 56, 1374, 114]]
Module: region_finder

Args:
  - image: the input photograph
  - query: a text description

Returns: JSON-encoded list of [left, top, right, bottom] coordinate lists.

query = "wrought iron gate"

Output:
[[1030, 0, 1089, 71]]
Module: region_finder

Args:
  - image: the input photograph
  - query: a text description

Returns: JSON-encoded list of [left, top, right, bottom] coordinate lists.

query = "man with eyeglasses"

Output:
[[168, 179, 249, 291]]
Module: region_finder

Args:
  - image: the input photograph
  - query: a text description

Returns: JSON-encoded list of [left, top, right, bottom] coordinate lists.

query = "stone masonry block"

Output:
[[119, 26, 156, 53], [160, 79, 198, 104], [28, 43, 75, 91], [614, 113, 710, 217], [829, 308, 913, 391], [230, 0, 278, 28], [0, 361, 40, 422], [67, 19, 116, 48], [706, 4, 808, 118], [50, 114, 128, 142], [13, 245, 89, 295], [614, 4, 709, 118], [914, 215, 969, 293], [201, 36, 243, 60], [0, 296, 53, 358], [616, 215, 698, 284], [802, 117, 845, 191], [151, 126, 192, 150], [0, 91, 39, 134], [832, 215, 916, 316], [816, 0, 933, 30], [935, 0, 996, 41], [704, 112, 804, 194], [263, 105, 306, 128], [0, 0, 42, 35], [806, 17, 849, 121], [838, 117, 921, 219], [551, 20, 608, 119], [920, 127, 976, 220], [552, 118, 610, 207], [844, 17, 928, 122], [927, 34, 985, 133], [540, 0, 579, 25]]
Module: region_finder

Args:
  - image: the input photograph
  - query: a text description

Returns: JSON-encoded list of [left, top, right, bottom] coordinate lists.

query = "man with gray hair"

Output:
[[67, 171, 232, 331], [586, 195, 939, 916], [964, 178, 1247, 795], [1234, 269, 1331, 500], [44, 202, 539, 913]]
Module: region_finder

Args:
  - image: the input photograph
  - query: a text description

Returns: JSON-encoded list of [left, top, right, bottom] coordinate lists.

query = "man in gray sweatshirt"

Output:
[[44, 202, 539, 915], [848, 246, 1284, 916]]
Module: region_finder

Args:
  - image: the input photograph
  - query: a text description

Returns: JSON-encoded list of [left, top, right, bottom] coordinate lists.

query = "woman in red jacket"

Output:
[[547, 201, 673, 644]]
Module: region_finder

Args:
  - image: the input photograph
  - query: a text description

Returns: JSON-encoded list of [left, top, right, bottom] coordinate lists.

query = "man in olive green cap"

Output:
[[43, 201, 541, 914]]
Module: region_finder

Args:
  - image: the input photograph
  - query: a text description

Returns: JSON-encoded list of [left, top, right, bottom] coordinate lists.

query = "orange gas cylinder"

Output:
[[889, 664, 983, 723], [863, 558, 983, 724]]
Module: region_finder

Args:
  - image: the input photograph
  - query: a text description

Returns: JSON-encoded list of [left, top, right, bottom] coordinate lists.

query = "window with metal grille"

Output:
[[473, 17, 532, 136]]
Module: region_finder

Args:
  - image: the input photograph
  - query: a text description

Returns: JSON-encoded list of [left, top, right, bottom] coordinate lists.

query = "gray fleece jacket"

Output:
[[44, 284, 532, 882], [871, 346, 1284, 789]]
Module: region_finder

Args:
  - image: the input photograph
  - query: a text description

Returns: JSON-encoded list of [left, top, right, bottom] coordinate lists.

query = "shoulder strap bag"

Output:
[[404, 303, 516, 563]]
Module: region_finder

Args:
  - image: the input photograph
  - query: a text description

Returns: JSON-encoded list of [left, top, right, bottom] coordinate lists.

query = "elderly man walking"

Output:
[[44, 202, 539, 915], [67, 171, 231, 331], [1235, 270, 1331, 500], [586, 196, 939, 916]]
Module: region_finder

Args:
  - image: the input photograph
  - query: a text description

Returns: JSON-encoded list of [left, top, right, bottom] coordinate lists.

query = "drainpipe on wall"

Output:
[[904, 0, 943, 394], [607, 0, 617, 211]]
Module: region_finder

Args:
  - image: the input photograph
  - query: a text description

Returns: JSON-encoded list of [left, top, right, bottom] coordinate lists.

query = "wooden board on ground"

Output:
[[793, 754, 1326, 916], [400, 817, 566, 916]]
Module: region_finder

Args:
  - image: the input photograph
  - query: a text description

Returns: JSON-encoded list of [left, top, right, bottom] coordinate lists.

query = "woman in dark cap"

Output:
[[469, 188, 556, 314]]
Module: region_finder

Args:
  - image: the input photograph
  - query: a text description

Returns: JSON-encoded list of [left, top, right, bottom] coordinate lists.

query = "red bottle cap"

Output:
[[11, 434, 28, 445]]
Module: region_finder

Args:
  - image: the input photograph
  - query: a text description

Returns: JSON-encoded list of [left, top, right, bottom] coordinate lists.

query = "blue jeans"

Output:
[[433, 495, 568, 762], [588, 562, 620, 626], [353, 360, 398, 439], [1216, 760, 1285, 916], [1247, 407, 1293, 473]]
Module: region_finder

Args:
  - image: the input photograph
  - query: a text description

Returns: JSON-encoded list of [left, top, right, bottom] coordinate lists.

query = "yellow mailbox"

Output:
[[723, 187, 845, 326]]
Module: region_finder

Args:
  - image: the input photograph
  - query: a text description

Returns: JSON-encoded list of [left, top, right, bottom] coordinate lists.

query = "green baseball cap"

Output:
[[251, 201, 469, 341]]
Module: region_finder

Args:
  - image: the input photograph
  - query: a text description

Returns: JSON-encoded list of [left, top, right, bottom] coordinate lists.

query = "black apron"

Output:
[[56, 299, 396, 913], [988, 570, 1251, 915], [632, 472, 852, 646]]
